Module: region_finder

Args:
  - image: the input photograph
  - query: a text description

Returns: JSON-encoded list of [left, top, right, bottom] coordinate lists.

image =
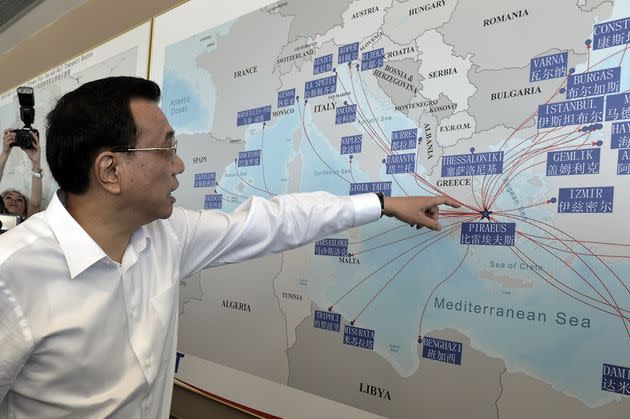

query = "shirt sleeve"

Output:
[[0, 282, 33, 403], [170, 191, 381, 278]]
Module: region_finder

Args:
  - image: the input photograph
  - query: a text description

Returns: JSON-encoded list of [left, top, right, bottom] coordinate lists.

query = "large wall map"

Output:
[[159, 1, 630, 417]]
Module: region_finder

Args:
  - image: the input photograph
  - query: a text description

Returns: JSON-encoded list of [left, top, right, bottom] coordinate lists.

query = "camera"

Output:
[[11, 86, 38, 150]]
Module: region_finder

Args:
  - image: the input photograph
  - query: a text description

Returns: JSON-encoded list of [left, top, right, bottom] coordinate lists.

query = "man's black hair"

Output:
[[46, 76, 161, 194]]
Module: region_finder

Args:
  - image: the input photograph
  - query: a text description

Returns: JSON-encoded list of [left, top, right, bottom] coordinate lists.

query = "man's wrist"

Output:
[[375, 192, 385, 218]]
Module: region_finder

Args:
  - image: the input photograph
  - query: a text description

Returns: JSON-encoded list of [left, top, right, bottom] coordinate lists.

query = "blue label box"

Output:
[[314, 238, 348, 256], [566, 67, 620, 99], [238, 150, 261, 167], [338, 42, 359, 64], [335, 104, 357, 124], [194, 172, 216, 188], [593, 17, 630, 50], [601, 363, 630, 395], [460, 222, 516, 246], [422, 337, 462, 365], [313, 310, 341, 332], [304, 75, 337, 99], [391, 128, 417, 151], [617, 149, 630, 175], [557, 186, 614, 213], [530, 52, 567, 82], [538, 97, 604, 129], [441, 151, 504, 177], [349, 181, 392, 196], [611, 121, 630, 149], [313, 54, 333, 74], [386, 153, 415, 174], [340, 135, 362, 154], [546, 148, 600, 176], [204, 194, 222, 209], [605, 92, 630, 121], [277, 89, 295, 108], [343, 325, 375, 350], [361, 48, 384, 71], [236, 105, 271, 126]]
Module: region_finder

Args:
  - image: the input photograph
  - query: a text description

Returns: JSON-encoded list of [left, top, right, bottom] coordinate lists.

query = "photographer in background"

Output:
[[0, 128, 42, 219]]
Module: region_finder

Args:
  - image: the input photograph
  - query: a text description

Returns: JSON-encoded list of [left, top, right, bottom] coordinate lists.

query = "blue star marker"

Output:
[[480, 208, 493, 220]]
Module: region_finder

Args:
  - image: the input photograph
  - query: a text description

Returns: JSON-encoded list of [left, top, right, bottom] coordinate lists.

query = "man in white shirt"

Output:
[[0, 76, 460, 418]]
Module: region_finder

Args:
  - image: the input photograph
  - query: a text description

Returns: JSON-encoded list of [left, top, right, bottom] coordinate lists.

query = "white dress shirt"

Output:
[[0, 190, 380, 418]]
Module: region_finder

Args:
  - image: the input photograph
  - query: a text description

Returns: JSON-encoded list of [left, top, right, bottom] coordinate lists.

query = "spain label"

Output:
[[343, 325, 375, 350], [546, 148, 600, 176], [538, 97, 604, 129], [422, 337, 462, 365], [236, 105, 271, 126], [349, 181, 392, 196], [441, 151, 504, 177], [194, 172, 216, 188], [313, 310, 341, 332], [530, 52, 567, 82], [341, 134, 362, 154], [460, 222, 516, 246], [314, 238, 348, 256], [557, 186, 614, 213]]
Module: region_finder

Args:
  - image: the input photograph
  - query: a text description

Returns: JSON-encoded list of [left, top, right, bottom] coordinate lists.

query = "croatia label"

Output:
[[313, 54, 333, 74], [593, 17, 630, 50], [338, 42, 359, 64], [441, 151, 504, 177], [204, 194, 222, 209], [611, 121, 630, 149], [617, 149, 630, 175], [386, 153, 415, 174], [236, 105, 271, 126], [361, 48, 384, 71], [566, 67, 620, 99], [314, 238, 348, 256], [313, 310, 341, 332], [194, 172, 216, 188], [343, 325, 375, 350], [422, 337, 462, 365], [601, 363, 630, 395], [336, 104, 357, 124], [546, 148, 600, 176], [304, 75, 337, 99], [237, 150, 261, 167], [460, 222, 516, 246], [605, 92, 630, 121], [538, 97, 604, 129], [277, 89, 295, 108], [391, 128, 417, 151], [341, 135, 362, 154], [529, 52, 567, 82], [349, 181, 392, 196], [557, 187, 614, 213]]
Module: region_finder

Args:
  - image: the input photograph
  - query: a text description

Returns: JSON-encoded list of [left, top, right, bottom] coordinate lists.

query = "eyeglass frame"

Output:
[[110, 139, 177, 155]]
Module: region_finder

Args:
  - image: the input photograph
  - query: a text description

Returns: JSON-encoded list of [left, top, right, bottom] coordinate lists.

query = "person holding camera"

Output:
[[0, 128, 42, 219]]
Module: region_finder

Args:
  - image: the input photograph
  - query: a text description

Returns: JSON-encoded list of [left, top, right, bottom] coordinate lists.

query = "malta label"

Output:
[[422, 337, 462, 365], [546, 148, 600, 176], [593, 17, 630, 50], [361, 48, 384, 71], [304, 75, 337, 99], [557, 186, 614, 213], [314, 238, 348, 256], [530, 51, 567, 82], [336, 104, 357, 124], [441, 151, 504, 177], [277, 88, 295, 108], [605, 92, 630, 121], [601, 363, 630, 395], [313, 54, 333, 74], [617, 149, 630, 175], [343, 325, 375, 350], [538, 97, 604, 129], [461, 222, 516, 246], [611, 121, 630, 149], [386, 153, 415, 174], [349, 181, 392, 196], [341, 134, 362, 154], [338, 42, 359, 64], [237, 150, 261, 167], [566, 67, 620, 99], [391, 128, 417, 151], [204, 194, 222, 209], [236, 105, 271, 126], [194, 172, 216, 188], [313, 310, 341, 332]]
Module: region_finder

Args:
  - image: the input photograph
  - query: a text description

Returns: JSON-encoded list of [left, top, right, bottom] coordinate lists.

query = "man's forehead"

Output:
[[130, 98, 172, 136]]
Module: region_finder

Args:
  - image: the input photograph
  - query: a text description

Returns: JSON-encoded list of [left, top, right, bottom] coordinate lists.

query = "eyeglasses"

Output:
[[111, 140, 177, 156]]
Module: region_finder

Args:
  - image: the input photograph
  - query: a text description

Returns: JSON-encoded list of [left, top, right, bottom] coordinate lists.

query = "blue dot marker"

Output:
[[349, 155, 353, 160], [382, 159, 386, 164], [550, 197, 557, 204], [569, 68, 576, 74], [559, 87, 566, 94], [585, 39, 592, 46], [596, 140, 603, 147], [470, 147, 476, 153]]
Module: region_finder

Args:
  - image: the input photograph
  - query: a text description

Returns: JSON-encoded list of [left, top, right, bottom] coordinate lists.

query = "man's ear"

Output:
[[93, 151, 121, 194]]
